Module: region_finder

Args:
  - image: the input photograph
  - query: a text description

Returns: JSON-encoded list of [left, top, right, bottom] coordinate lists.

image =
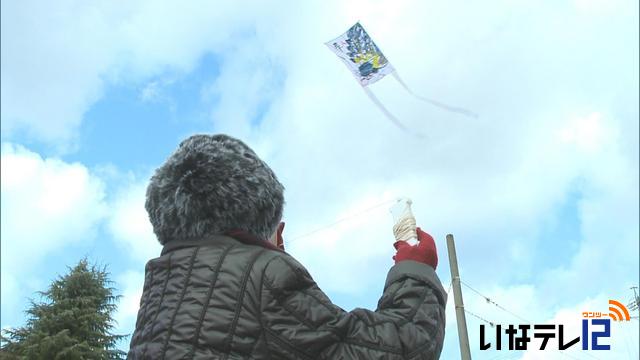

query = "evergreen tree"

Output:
[[1, 259, 127, 359]]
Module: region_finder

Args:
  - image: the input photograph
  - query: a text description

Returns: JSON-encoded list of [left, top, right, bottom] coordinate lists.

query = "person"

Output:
[[127, 134, 446, 359]]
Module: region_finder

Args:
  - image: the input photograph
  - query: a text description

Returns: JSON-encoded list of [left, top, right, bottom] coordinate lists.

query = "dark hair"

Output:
[[145, 134, 284, 244]]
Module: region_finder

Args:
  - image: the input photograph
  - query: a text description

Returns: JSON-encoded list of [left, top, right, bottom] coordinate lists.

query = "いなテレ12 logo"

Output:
[[581, 299, 631, 350], [480, 299, 631, 352]]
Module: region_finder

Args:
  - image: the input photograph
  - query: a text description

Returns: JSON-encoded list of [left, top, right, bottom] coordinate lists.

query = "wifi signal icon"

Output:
[[608, 300, 631, 321]]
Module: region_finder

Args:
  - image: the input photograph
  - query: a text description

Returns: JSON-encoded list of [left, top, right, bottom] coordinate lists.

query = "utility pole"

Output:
[[628, 286, 639, 317], [446, 234, 471, 360]]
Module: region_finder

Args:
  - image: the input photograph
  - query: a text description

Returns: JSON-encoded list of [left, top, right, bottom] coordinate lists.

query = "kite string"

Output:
[[286, 199, 396, 243], [391, 71, 479, 118]]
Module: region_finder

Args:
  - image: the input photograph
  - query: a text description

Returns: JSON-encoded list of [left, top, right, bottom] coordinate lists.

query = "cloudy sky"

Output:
[[1, 0, 638, 358]]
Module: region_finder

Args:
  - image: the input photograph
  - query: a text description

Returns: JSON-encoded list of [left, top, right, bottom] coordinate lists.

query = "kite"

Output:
[[325, 22, 477, 136]]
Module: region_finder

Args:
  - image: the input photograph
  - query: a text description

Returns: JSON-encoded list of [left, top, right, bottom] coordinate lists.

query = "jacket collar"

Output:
[[161, 231, 282, 256]]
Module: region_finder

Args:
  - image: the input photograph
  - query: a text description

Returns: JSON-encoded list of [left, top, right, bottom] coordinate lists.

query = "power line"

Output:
[[461, 280, 530, 324], [464, 308, 496, 328]]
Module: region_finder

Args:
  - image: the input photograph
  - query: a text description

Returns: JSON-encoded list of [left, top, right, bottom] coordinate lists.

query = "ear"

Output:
[[269, 222, 284, 245], [276, 222, 285, 250]]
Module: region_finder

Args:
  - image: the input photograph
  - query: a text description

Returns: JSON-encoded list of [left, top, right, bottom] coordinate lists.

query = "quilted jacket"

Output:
[[127, 234, 446, 359]]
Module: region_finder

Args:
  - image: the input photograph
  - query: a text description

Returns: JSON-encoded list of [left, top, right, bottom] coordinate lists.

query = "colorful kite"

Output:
[[326, 22, 477, 136]]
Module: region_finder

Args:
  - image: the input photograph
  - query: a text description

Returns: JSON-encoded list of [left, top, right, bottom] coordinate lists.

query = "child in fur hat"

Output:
[[128, 134, 445, 360]]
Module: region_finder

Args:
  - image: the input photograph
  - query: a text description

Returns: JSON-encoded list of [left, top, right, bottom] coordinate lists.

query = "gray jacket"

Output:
[[127, 235, 446, 359]]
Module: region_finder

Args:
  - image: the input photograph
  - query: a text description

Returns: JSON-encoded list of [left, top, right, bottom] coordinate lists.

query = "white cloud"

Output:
[[0, 0, 263, 149], [558, 113, 612, 153], [114, 270, 145, 344], [244, 0, 638, 298], [0, 146, 160, 332], [0, 1, 121, 148], [241, 5, 638, 358], [0, 144, 107, 325], [107, 180, 161, 263]]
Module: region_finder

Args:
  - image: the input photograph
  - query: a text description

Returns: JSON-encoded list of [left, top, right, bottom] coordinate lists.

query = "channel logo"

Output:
[[481, 299, 632, 352], [582, 299, 631, 321], [608, 300, 631, 321]]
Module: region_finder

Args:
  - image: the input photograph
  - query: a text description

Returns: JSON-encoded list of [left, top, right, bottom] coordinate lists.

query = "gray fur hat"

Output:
[[145, 134, 284, 244]]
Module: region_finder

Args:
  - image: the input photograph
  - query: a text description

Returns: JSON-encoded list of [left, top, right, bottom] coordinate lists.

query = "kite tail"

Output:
[[392, 71, 479, 118], [362, 87, 425, 138]]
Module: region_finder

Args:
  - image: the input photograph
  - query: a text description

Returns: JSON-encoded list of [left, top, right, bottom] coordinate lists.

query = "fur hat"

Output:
[[145, 134, 284, 244]]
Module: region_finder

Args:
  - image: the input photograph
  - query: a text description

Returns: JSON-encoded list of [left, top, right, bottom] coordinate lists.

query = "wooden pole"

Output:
[[446, 234, 471, 360]]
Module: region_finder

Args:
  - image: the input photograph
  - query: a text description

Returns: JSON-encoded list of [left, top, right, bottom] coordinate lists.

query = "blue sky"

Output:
[[2, 1, 638, 358]]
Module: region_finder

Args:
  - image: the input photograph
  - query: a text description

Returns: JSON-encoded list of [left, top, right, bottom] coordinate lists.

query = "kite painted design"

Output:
[[327, 23, 394, 86], [326, 22, 477, 137]]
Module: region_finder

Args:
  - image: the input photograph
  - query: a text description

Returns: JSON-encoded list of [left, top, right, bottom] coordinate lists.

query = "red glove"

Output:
[[392, 227, 438, 269], [275, 222, 285, 250]]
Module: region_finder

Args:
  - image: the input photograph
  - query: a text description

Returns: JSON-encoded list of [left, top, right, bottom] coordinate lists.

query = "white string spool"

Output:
[[390, 198, 418, 246]]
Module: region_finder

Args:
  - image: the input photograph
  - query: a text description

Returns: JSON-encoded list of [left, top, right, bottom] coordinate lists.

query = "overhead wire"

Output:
[[461, 280, 530, 324], [464, 308, 496, 328]]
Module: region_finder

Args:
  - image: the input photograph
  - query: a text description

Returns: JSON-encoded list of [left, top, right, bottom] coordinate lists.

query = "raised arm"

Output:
[[260, 230, 446, 359]]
